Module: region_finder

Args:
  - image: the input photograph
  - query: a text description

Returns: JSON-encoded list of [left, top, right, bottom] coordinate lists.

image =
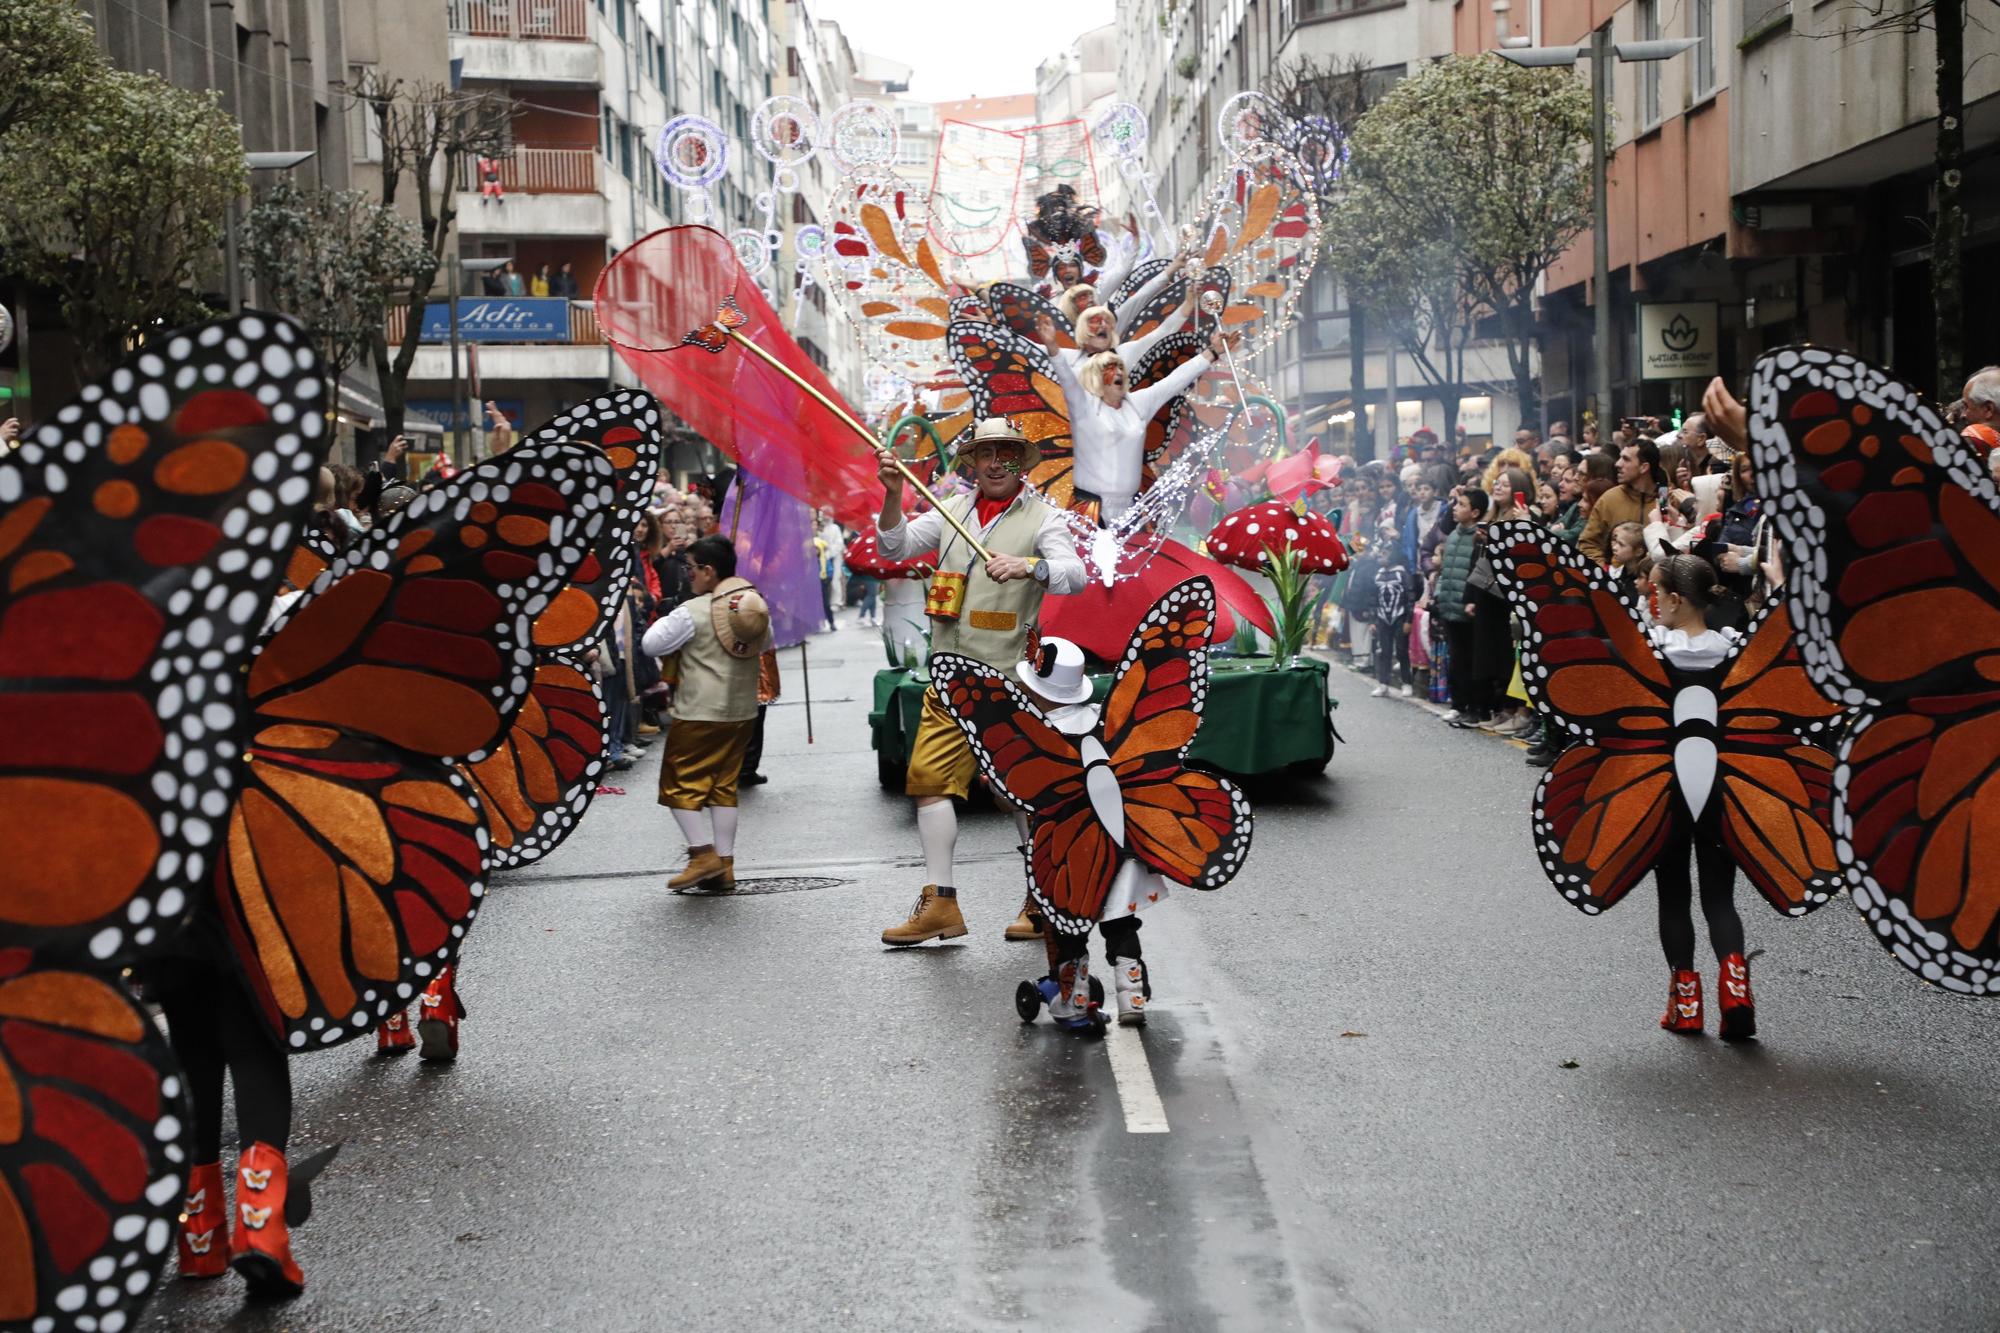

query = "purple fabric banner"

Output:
[[720, 468, 819, 651]]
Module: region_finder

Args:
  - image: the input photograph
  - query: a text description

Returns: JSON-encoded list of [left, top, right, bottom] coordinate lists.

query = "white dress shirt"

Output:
[[640, 603, 696, 657]]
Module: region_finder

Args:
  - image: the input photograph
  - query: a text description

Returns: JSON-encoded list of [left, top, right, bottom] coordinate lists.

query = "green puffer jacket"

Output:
[[1433, 526, 1480, 621]]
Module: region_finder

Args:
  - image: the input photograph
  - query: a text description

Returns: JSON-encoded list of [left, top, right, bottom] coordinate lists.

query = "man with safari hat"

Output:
[[640, 532, 772, 892], [876, 416, 1086, 945]]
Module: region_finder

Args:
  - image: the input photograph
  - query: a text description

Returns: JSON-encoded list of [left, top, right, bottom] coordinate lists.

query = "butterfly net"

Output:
[[596, 225, 881, 529]]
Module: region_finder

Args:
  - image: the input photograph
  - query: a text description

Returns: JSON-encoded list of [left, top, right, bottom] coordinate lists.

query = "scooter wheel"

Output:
[[1014, 980, 1042, 1023]]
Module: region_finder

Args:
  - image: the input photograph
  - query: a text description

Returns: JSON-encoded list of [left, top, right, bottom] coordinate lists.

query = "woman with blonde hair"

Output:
[[1050, 332, 1232, 522]]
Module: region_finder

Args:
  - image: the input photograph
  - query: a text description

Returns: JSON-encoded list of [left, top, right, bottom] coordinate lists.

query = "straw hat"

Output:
[[1016, 636, 1092, 705], [959, 416, 1041, 471], [709, 576, 771, 658]]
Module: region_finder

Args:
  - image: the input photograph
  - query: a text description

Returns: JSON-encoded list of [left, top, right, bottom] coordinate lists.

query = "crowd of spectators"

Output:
[[1314, 364, 2000, 766]]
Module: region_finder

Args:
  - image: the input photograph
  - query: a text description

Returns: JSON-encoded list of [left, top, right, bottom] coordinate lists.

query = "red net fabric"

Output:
[[595, 225, 881, 528]]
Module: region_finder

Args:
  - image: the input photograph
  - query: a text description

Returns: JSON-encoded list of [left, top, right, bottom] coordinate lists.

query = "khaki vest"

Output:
[[927, 492, 1050, 669], [670, 581, 765, 722]]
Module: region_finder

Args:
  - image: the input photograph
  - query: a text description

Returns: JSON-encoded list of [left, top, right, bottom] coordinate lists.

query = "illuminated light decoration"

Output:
[[752, 94, 820, 194], [655, 114, 728, 223], [1218, 90, 1284, 162], [828, 101, 900, 172]]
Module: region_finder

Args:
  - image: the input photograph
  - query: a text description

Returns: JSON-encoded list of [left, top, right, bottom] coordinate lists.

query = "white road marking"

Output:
[[1104, 1022, 1170, 1133]]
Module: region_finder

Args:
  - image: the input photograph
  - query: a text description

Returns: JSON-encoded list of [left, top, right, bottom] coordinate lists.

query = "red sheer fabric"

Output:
[[595, 226, 881, 529]]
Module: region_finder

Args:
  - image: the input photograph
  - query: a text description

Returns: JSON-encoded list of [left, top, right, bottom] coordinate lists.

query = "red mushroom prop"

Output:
[[843, 527, 937, 580], [1204, 501, 1348, 573]]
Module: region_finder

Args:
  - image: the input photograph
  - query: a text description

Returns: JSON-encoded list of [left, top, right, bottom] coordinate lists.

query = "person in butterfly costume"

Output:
[[1486, 521, 1846, 1039], [927, 579, 1254, 1031], [1730, 348, 2000, 996], [875, 418, 1087, 947]]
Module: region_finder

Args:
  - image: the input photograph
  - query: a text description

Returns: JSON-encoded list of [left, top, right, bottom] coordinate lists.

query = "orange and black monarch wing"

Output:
[[1749, 347, 2000, 991], [987, 282, 1075, 349], [925, 652, 1116, 934], [1710, 598, 1846, 916], [1097, 578, 1253, 890], [946, 318, 1075, 498], [1488, 521, 1677, 912], [1106, 258, 1169, 318], [1129, 330, 1206, 472], [281, 526, 341, 596], [526, 389, 665, 659], [460, 662, 607, 869], [224, 440, 618, 1048], [0, 313, 324, 967], [0, 954, 192, 1333]]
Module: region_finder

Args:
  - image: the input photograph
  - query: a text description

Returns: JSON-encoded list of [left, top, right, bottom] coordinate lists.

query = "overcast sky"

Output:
[[812, 0, 1116, 101]]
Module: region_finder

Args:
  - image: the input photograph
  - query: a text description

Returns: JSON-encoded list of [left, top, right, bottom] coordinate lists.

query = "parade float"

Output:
[[595, 90, 1350, 789]]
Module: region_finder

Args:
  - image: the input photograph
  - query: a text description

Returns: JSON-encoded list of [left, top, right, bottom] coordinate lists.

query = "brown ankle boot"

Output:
[[881, 886, 967, 946], [1003, 895, 1043, 941], [667, 845, 725, 890], [718, 855, 735, 888]]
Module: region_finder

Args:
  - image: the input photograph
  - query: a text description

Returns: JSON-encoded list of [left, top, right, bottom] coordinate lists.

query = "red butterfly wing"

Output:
[[0, 314, 323, 966], [1749, 347, 2000, 990], [1489, 522, 1677, 912], [525, 390, 665, 657], [1712, 600, 1846, 916], [461, 662, 608, 869], [0, 959, 190, 1329], [987, 282, 1075, 349], [282, 527, 341, 596], [226, 441, 618, 1047], [947, 319, 1072, 467], [1100, 578, 1254, 889], [926, 652, 1112, 932], [1531, 743, 1677, 912]]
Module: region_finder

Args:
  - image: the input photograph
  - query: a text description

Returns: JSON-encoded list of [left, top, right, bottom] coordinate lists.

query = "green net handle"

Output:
[[1245, 395, 1288, 451]]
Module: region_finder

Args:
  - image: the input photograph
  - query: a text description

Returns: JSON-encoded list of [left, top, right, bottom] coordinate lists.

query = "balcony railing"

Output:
[[386, 299, 604, 347], [459, 146, 599, 195], [446, 0, 589, 40]]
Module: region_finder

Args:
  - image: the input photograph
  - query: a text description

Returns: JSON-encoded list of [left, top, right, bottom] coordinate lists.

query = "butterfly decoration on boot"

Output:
[[1746, 346, 2000, 994], [927, 578, 1252, 934], [1484, 519, 1845, 917]]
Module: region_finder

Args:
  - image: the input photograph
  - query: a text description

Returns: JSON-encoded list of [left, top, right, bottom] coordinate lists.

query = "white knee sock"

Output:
[[711, 806, 738, 857], [670, 807, 712, 848], [917, 801, 957, 888]]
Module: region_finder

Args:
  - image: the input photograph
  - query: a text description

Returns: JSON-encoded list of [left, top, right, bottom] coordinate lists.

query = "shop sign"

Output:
[[1639, 302, 1719, 380]]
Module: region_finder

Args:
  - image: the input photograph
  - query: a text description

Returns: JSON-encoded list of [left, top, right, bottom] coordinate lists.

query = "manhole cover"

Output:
[[673, 876, 848, 897]]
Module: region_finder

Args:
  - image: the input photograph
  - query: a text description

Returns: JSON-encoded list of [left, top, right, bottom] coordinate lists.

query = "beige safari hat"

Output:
[[709, 576, 771, 658], [959, 416, 1041, 472]]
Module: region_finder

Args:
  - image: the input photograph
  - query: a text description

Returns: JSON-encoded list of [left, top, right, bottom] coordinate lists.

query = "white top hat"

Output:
[[1017, 636, 1092, 705]]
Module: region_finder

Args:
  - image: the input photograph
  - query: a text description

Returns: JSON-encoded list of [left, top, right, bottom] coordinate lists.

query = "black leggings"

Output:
[[156, 961, 293, 1161], [1372, 614, 1411, 686], [1050, 916, 1143, 966], [1654, 807, 1745, 972]]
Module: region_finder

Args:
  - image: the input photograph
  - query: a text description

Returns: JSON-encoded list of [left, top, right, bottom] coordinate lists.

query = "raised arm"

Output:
[[1112, 258, 1183, 336], [1118, 285, 1194, 365], [877, 455, 948, 560], [1125, 339, 1220, 421]]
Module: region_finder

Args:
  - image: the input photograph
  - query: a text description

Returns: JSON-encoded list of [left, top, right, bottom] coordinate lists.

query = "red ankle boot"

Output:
[[229, 1142, 304, 1297], [1717, 953, 1757, 1040], [417, 966, 462, 1063], [177, 1161, 230, 1278], [1660, 969, 1703, 1034], [376, 1008, 414, 1054]]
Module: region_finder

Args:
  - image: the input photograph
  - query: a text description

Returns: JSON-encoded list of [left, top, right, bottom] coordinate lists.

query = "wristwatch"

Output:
[[1031, 557, 1049, 584]]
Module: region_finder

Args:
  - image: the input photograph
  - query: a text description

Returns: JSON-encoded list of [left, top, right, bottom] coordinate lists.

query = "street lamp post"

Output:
[[1499, 34, 1696, 429], [228, 150, 317, 314], [451, 256, 510, 464]]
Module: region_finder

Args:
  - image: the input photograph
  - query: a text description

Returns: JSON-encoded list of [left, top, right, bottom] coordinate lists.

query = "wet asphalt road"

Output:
[[144, 623, 2000, 1332]]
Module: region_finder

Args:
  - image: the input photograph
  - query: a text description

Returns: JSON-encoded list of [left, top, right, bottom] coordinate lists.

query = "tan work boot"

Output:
[[881, 886, 967, 947], [1003, 895, 1043, 941], [667, 845, 726, 891], [718, 856, 736, 888]]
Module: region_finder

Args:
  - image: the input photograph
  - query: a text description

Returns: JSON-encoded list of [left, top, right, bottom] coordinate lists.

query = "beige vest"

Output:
[[670, 581, 765, 722], [927, 491, 1050, 668]]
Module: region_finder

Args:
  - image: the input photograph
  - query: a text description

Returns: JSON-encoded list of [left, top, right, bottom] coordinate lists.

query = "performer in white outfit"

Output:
[[1040, 327, 1233, 523]]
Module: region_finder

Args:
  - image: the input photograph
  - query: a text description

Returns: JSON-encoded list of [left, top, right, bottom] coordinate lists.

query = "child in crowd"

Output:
[[1428, 486, 1487, 725], [1610, 521, 1648, 579]]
